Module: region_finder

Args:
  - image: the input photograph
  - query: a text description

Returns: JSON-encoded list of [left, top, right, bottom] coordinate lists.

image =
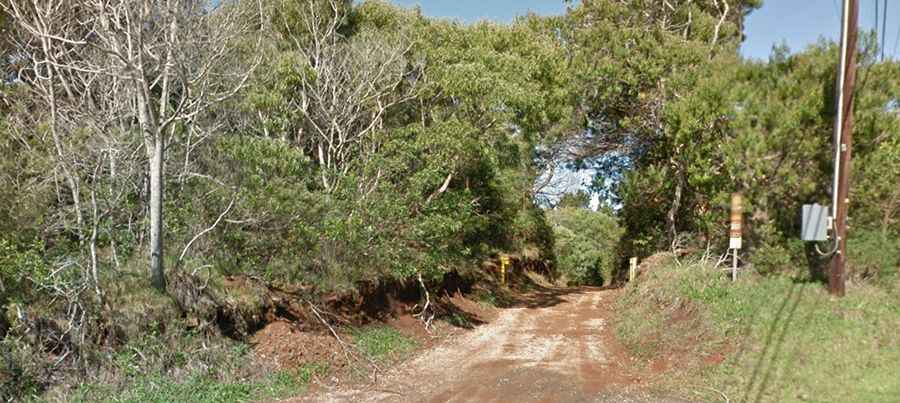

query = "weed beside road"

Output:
[[353, 326, 418, 363]]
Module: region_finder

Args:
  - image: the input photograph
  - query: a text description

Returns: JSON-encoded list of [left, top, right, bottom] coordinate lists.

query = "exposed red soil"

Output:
[[293, 287, 689, 403], [250, 288, 493, 374], [251, 321, 345, 371], [384, 314, 431, 341]]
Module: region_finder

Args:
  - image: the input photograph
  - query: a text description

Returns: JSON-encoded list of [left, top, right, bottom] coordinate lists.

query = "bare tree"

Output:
[[277, 0, 417, 192], [3, 0, 262, 290], [2, 1, 89, 244]]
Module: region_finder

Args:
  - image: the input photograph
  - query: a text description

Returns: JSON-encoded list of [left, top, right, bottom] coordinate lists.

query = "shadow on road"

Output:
[[508, 286, 591, 309], [442, 282, 611, 330]]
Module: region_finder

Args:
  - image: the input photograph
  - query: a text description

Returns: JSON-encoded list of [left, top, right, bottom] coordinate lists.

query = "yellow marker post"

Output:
[[499, 255, 510, 286]]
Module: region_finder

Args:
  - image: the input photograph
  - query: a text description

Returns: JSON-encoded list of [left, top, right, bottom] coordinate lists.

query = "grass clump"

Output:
[[352, 326, 416, 362], [616, 260, 900, 403]]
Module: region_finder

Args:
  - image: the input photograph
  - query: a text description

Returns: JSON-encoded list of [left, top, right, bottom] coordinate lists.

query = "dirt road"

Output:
[[298, 288, 688, 403]]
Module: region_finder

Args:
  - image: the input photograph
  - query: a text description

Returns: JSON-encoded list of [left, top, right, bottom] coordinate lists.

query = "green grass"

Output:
[[475, 289, 499, 306], [616, 262, 900, 403], [352, 326, 416, 362], [57, 328, 327, 403], [70, 363, 326, 403]]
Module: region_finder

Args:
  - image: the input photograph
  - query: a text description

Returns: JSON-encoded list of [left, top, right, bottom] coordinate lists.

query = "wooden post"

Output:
[[499, 255, 510, 286], [830, 0, 858, 297], [729, 193, 743, 281], [629, 257, 638, 283], [732, 250, 738, 282]]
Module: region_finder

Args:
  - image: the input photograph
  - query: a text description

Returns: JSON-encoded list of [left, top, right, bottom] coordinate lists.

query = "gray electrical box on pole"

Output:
[[801, 204, 829, 241]]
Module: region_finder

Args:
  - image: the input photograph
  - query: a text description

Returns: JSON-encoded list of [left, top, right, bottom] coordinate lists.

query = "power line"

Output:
[[833, 0, 841, 23], [895, 1, 900, 59], [882, 0, 888, 61]]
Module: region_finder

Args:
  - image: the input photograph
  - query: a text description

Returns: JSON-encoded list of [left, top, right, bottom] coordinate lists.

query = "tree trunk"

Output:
[[149, 134, 166, 290], [41, 35, 84, 242], [667, 162, 685, 247]]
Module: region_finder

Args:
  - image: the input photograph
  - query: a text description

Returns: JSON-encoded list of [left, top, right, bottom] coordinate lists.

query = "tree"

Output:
[[557, 190, 591, 210], [232, 2, 572, 285], [616, 41, 900, 275], [562, 0, 761, 246], [548, 207, 622, 285], [2, 0, 261, 290], [269, 0, 417, 193]]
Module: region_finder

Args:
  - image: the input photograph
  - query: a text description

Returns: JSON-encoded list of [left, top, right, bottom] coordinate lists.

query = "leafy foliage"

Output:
[[548, 206, 623, 285], [615, 42, 900, 279]]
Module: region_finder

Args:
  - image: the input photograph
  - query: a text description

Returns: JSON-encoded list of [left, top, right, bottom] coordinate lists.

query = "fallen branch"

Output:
[[413, 272, 435, 332], [306, 300, 383, 379]]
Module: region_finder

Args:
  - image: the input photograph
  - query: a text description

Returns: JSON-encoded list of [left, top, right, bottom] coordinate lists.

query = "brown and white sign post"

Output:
[[729, 193, 743, 281]]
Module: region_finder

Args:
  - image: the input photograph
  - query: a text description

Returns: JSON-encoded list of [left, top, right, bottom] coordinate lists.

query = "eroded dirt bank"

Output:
[[293, 287, 692, 403]]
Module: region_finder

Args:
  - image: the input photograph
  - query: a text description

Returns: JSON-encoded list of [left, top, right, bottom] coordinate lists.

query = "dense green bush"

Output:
[[748, 242, 792, 276], [615, 44, 900, 280], [548, 207, 623, 286], [217, 3, 568, 290], [0, 238, 47, 303]]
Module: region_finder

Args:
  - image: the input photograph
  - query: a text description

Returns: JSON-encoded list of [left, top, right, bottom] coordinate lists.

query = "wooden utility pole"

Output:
[[831, 0, 859, 297]]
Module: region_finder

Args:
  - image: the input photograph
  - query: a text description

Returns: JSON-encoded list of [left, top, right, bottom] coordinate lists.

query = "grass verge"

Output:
[[71, 365, 325, 403], [352, 326, 417, 363], [615, 261, 900, 402], [69, 362, 326, 403]]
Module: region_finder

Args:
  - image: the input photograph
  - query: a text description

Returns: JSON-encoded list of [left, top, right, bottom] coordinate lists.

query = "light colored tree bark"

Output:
[[278, 0, 417, 192], [3, 0, 261, 291]]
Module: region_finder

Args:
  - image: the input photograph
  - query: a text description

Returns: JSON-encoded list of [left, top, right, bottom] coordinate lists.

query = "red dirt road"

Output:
[[296, 288, 690, 403]]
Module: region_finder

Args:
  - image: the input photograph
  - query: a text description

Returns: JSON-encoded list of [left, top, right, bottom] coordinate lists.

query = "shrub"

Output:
[[548, 207, 623, 286], [749, 242, 792, 275], [0, 238, 48, 299]]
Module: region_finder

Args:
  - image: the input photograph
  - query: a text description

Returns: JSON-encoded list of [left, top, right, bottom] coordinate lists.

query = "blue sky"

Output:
[[744, 1, 900, 60], [388, 0, 900, 60]]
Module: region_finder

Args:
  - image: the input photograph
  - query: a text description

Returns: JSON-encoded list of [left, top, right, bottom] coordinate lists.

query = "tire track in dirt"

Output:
[[293, 288, 689, 403]]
